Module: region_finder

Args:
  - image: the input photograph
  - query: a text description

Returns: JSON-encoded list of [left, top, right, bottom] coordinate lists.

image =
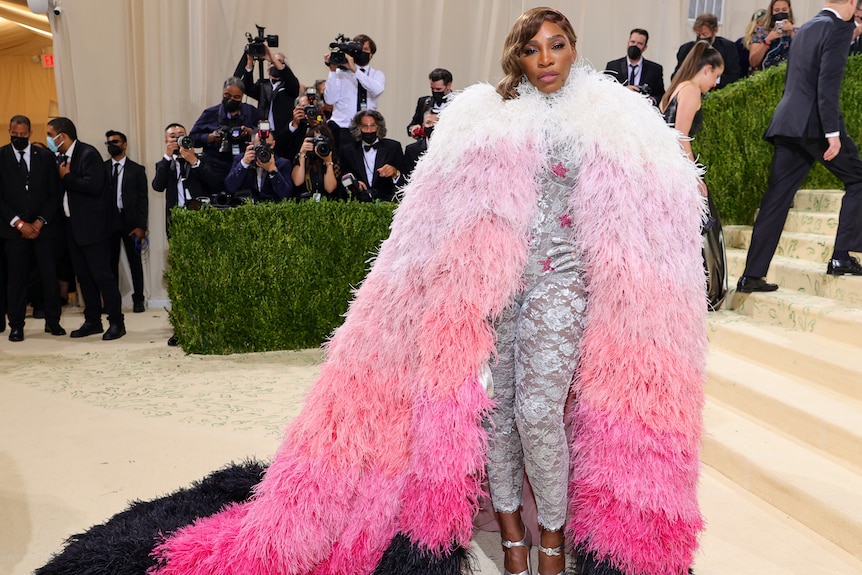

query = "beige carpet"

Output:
[[2, 307, 860, 575]]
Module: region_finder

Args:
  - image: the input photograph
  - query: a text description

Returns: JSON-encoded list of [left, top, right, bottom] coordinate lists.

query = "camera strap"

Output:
[[357, 68, 368, 111]]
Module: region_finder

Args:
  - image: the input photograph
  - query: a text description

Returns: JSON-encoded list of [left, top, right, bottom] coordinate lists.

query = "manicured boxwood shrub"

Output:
[[165, 201, 395, 354], [695, 55, 862, 225]]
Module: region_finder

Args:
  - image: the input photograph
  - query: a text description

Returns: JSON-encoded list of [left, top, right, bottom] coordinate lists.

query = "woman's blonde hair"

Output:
[[496, 7, 577, 100], [744, 9, 767, 49]]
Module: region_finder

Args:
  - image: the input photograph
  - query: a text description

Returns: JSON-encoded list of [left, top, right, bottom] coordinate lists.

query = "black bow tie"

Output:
[[363, 143, 379, 152]]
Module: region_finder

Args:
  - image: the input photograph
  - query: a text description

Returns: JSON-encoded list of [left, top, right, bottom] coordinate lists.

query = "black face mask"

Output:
[[354, 51, 371, 67], [10, 136, 28, 151], [627, 45, 643, 60], [223, 97, 242, 113], [423, 126, 434, 139], [107, 144, 123, 157], [771, 12, 789, 26], [269, 66, 282, 81], [431, 91, 445, 106], [360, 132, 378, 144]]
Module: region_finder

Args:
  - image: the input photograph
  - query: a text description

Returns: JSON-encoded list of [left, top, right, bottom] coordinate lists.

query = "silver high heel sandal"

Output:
[[537, 541, 565, 575], [501, 531, 531, 575]]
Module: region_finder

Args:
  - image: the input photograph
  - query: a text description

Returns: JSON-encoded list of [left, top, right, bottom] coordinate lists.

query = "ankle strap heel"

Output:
[[502, 532, 531, 575], [538, 543, 564, 575]]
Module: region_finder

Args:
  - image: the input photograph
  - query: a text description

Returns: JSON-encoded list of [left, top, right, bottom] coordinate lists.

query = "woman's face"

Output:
[[700, 65, 724, 93], [772, 1, 790, 15], [519, 20, 576, 94]]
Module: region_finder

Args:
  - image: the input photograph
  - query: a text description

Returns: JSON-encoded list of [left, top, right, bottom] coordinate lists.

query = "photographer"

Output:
[[224, 121, 294, 202], [323, 34, 385, 150], [604, 29, 664, 107], [233, 29, 299, 138], [152, 123, 220, 235], [404, 110, 438, 179], [339, 110, 405, 202], [291, 122, 342, 201], [189, 77, 260, 188], [279, 90, 327, 161], [406, 68, 453, 138]]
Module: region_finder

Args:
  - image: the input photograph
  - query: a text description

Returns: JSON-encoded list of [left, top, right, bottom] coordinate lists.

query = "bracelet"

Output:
[[298, 154, 307, 160], [323, 161, 334, 166]]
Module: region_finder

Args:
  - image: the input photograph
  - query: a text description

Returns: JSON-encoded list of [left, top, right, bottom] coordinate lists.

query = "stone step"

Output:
[[724, 226, 834, 264], [726, 249, 862, 305], [694, 466, 862, 575], [703, 399, 862, 560], [783, 210, 839, 235], [792, 189, 845, 213], [707, 312, 862, 402], [707, 347, 862, 470], [727, 274, 862, 345]]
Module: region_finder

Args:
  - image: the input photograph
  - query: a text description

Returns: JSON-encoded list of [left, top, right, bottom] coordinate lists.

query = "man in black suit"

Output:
[[104, 130, 148, 313], [738, 0, 862, 293], [0, 115, 65, 341], [152, 122, 220, 347], [406, 68, 453, 138], [339, 110, 405, 202], [850, 1, 862, 53], [404, 110, 438, 179], [673, 13, 741, 89], [605, 28, 665, 107], [234, 43, 300, 155], [152, 123, 220, 236], [47, 116, 125, 340], [224, 126, 294, 202]]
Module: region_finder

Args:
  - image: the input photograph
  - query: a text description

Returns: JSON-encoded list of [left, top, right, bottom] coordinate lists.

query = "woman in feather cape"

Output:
[[149, 8, 707, 575]]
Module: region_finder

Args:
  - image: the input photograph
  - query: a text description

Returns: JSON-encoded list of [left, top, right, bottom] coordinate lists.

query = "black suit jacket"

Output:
[[152, 154, 220, 233], [339, 138, 405, 202], [106, 157, 148, 232], [0, 144, 62, 240], [604, 57, 665, 105], [673, 36, 741, 88], [223, 155, 294, 201], [235, 56, 300, 133], [766, 10, 854, 140], [62, 140, 110, 246]]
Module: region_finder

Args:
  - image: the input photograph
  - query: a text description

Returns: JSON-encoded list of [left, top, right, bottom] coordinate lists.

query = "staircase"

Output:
[[699, 189, 862, 573]]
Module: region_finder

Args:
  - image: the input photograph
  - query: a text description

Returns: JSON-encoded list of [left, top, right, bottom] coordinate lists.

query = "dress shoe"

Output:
[[133, 301, 146, 313], [70, 321, 104, 338], [8, 327, 24, 342], [102, 323, 126, 341], [45, 323, 67, 336], [826, 256, 862, 276], [736, 276, 779, 293], [167, 334, 179, 347]]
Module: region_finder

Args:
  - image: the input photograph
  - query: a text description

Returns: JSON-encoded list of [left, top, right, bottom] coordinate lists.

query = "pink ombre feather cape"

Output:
[[151, 65, 707, 575]]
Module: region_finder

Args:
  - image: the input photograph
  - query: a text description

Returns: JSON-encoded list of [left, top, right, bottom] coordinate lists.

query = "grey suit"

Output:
[[744, 8, 862, 278]]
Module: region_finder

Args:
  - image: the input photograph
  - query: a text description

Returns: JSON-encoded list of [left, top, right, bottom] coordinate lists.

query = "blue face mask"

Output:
[[47, 133, 61, 153]]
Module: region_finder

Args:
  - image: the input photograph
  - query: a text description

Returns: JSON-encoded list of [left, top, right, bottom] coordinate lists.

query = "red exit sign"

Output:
[[41, 53, 54, 68]]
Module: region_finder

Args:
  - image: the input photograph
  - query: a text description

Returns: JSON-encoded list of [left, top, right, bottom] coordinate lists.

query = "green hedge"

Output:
[[166, 201, 395, 354], [695, 55, 862, 225]]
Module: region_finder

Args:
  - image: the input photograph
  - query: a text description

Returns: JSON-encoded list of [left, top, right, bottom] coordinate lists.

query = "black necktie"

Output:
[[357, 67, 368, 111], [19, 151, 28, 179], [363, 143, 378, 152], [112, 162, 120, 188], [57, 153, 67, 166], [628, 64, 636, 86]]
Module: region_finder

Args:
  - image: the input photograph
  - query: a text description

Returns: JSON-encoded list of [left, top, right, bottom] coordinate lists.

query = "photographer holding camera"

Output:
[[279, 89, 327, 161], [291, 122, 342, 201], [233, 26, 299, 140], [604, 29, 665, 107], [152, 123, 221, 235], [406, 68, 453, 138], [339, 110, 405, 202], [323, 34, 385, 150], [189, 77, 260, 188], [225, 121, 293, 202]]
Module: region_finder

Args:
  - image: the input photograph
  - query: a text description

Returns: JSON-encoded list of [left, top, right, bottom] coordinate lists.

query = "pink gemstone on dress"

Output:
[[541, 258, 554, 272], [558, 214, 572, 228], [552, 162, 569, 178]]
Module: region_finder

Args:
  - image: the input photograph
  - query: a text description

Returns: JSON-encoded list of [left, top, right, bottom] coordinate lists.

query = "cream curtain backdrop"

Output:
[[45, 0, 825, 304]]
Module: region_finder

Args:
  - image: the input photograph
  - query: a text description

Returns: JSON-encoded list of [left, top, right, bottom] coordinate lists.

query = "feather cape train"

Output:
[[150, 64, 707, 575]]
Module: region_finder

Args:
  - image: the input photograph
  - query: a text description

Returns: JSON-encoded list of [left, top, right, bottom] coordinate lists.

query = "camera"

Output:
[[172, 135, 194, 156], [217, 126, 243, 154], [310, 134, 330, 157], [328, 33, 363, 67], [634, 83, 652, 96], [254, 142, 273, 163], [304, 104, 323, 122], [245, 24, 278, 59]]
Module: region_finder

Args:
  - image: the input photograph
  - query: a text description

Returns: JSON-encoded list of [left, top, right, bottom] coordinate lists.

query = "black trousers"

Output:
[[743, 135, 862, 278], [66, 225, 124, 325], [3, 232, 62, 329], [111, 225, 145, 305]]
